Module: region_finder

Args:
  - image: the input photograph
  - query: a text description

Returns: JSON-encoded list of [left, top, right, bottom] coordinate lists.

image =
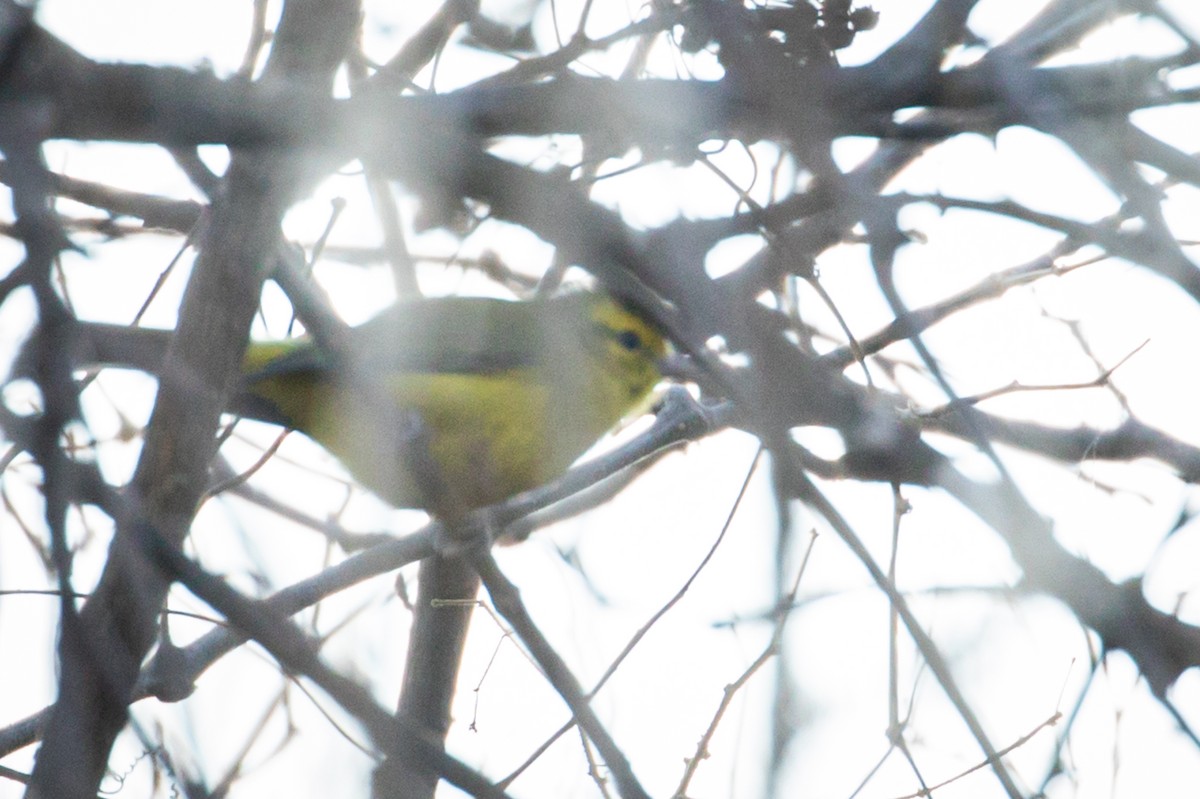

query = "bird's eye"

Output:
[[616, 329, 642, 351]]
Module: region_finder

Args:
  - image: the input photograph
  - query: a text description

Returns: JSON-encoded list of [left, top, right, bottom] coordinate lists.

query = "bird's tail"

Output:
[[11, 322, 300, 429], [12, 322, 173, 381]]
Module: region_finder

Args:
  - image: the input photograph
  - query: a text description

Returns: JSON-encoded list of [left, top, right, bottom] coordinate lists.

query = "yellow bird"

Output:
[[40, 292, 666, 512]]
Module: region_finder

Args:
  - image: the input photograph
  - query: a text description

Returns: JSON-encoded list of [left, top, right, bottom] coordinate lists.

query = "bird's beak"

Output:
[[657, 352, 702, 382]]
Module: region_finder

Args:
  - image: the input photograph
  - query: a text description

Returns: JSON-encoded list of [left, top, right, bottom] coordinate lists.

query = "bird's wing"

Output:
[[244, 296, 556, 385]]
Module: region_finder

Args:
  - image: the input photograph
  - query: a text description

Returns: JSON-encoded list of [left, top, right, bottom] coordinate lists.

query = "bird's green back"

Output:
[[239, 292, 664, 512]]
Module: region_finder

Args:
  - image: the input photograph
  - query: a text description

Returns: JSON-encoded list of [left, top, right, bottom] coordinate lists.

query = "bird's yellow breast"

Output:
[[240, 293, 664, 512]]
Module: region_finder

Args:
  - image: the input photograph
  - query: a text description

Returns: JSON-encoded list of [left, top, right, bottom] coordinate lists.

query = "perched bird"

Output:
[[24, 291, 666, 513]]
